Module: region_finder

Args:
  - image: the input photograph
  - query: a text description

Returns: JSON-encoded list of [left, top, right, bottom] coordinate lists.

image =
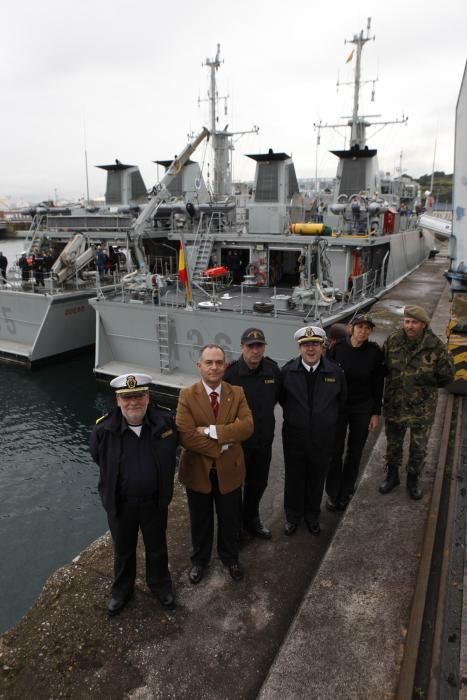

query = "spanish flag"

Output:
[[345, 49, 354, 64], [178, 241, 188, 285]]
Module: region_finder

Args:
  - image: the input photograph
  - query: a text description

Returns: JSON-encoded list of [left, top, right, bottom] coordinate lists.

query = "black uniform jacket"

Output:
[[327, 336, 384, 414], [90, 403, 178, 517], [224, 355, 281, 449], [280, 355, 347, 461]]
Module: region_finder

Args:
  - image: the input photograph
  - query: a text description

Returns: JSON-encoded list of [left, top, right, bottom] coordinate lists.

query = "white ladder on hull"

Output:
[[157, 313, 171, 373]]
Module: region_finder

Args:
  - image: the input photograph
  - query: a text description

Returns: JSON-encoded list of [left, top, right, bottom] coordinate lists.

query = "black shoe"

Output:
[[244, 519, 272, 540], [188, 564, 205, 585], [406, 474, 423, 500], [228, 562, 244, 581], [306, 521, 321, 536], [336, 496, 350, 511], [107, 593, 131, 617], [152, 588, 176, 610], [325, 498, 337, 512], [284, 521, 298, 536], [408, 485, 423, 500], [379, 465, 400, 495]]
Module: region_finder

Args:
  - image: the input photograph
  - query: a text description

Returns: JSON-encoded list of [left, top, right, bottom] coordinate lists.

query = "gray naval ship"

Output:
[[0, 164, 148, 365], [88, 25, 436, 396], [0, 158, 207, 366]]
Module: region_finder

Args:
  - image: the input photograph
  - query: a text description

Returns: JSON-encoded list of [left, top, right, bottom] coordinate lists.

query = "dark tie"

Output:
[[210, 391, 219, 418]]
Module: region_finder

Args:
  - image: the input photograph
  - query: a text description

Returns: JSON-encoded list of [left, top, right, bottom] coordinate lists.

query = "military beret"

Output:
[[350, 313, 375, 327], [294, 325, 327, 344], [110, 373, 152, 396], [241, 328, 266, 345], [403, 305, 430, 325]]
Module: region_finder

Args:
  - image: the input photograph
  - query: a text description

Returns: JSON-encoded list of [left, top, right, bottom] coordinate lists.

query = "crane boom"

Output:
[[131, 127, 210, 270]]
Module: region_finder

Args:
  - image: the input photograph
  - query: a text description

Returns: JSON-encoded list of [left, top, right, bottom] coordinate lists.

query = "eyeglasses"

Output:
[[301, 341, 323, 347]]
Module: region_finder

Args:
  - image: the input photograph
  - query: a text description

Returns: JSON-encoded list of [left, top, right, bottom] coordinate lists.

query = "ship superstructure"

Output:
[[88, 31, 434, 393]]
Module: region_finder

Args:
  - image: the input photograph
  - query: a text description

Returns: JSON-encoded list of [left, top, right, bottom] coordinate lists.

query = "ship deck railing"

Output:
[[1, 269, 124, 295], [104, 263, 386, 323]]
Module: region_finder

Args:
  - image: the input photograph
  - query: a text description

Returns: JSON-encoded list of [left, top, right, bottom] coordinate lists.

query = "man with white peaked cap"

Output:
[[90, 373, 178, 616], [279, 326, 347, 536]]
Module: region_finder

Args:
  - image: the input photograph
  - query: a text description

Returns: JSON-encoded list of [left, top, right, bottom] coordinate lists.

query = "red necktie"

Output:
[[210, 391, 219, 418]]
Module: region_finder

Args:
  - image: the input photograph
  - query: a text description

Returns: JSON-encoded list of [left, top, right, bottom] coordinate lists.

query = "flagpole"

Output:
[[178, 232, 193, 306]]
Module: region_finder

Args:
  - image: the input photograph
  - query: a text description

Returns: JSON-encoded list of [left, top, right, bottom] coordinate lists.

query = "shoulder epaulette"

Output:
[[157, 404, 173, 412], [95, 412, 109, 425]]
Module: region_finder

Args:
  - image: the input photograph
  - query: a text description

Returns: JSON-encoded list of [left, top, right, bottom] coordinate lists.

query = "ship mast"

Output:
[[202, 44, 258, 199], [347, 18, 374, 148], [315, 18, 407, 152], [204, 45, 230, 198]]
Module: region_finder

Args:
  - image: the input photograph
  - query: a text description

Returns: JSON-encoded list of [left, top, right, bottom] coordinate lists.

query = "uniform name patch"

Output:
[[324, 377, 336, 383], [161, 429, 174, 438], [264, 379, 275, 384]]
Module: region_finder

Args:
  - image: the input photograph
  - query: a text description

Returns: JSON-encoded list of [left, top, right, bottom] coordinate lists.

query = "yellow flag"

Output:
[[345, 49, 354, 64]]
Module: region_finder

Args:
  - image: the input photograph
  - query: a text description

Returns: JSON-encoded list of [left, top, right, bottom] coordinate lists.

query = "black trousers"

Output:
[[107, 497, 171, 599], [242, 444, 272, 525], [186, 470, 241, 567], [283, 435, 328, 524], [326, 402, 372, 502]]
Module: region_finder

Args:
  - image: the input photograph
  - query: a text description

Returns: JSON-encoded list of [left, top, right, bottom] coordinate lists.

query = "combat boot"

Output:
[[379, 464, 400, 494], [406, 472, 423, 500]]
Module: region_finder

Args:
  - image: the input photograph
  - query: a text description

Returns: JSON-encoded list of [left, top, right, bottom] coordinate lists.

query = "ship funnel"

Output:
[[96, 162, 148, 207]]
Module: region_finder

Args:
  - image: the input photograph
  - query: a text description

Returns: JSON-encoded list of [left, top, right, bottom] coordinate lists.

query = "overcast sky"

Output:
[[1, 0, 466, 204]]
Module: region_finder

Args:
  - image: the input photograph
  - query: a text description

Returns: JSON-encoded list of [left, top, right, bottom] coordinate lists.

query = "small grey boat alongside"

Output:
[[0, 164, 160, 365]]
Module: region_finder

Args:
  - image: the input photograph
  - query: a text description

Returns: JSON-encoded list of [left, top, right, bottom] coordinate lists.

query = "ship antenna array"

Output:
[[199, 43, 259, 198], [315, 17, 408, 151]]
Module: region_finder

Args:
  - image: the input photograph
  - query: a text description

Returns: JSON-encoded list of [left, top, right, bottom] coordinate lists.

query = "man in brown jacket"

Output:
[[176, 344, 253, 584]]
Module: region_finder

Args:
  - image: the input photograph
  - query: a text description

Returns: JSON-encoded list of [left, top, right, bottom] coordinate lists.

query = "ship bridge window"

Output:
[[255, 163, 279, 202]]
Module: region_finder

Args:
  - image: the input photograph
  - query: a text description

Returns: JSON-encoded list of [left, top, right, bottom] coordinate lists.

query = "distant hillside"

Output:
[[416, 171, 453, 204]]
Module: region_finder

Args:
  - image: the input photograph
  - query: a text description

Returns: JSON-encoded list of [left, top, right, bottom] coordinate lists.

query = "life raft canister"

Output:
[[202, 265, 229, 278], [289, 223, 333, 236]]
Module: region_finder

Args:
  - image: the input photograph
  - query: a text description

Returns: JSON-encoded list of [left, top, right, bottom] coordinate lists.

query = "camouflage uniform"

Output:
[[383, 327, 454, 475]]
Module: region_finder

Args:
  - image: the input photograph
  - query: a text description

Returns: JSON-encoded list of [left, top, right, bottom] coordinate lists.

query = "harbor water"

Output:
[[0, 239, 111, 632]]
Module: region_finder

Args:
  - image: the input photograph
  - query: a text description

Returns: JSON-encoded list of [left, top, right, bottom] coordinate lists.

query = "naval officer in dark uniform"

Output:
[[224, 328, 281, 539], [90, 373, 178, 616], [280, 326, 347, 535]]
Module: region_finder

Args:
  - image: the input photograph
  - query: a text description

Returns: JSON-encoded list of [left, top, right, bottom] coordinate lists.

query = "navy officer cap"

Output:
[[110, 372, 152, 396], [294, 325, 327, 344]]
